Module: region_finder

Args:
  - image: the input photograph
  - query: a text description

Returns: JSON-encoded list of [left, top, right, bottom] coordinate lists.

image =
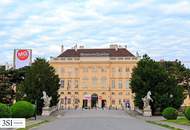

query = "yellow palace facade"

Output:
[[50, 44, 139, 110]]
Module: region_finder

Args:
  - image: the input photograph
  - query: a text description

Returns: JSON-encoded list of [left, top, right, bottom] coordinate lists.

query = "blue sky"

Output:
[[0, 0, 190, 67]]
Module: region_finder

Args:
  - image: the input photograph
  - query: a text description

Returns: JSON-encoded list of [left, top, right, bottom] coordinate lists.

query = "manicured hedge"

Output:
[[162, 107, 178, 120], [11, 101, 35, 118], [184, 107, 190, 120], [0, 103, 11, 118]]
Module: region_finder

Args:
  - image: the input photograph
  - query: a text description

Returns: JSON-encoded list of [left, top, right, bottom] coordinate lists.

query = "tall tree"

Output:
[[0, 69, 14, 104], [160, 61, 190, 97], [130, 55, 184, 114], [20, 58, 60, 114]]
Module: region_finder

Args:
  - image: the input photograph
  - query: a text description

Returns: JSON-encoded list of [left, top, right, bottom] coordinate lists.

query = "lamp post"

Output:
[[64, 96, 67, 109], [170, 94, 173, 107], [34, 99, 37, 120]]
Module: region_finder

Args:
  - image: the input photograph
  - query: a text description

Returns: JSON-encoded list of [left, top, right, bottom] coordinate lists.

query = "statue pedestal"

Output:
[[42, 107, 51, 116], [42, 106, 57, 116], [143, 106, 152, 117]]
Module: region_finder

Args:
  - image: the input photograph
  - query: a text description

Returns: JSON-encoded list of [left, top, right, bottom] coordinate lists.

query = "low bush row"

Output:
[[162, 107, 190, 120], [0, 101, 35, 118]]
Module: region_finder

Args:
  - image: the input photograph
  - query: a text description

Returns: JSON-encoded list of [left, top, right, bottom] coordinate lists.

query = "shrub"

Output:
[[162, 107, 178, 120], [184, 107, 190, 120], [0, 103, 11, 118], [11, 101, 35, 118]]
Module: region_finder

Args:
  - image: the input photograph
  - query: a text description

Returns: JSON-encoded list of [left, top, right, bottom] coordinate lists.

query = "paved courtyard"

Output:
[[33, 109, 168, 130]]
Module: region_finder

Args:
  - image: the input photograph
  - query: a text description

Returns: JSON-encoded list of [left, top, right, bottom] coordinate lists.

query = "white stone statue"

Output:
[[142, 91, 153, 116], [41, 91, 52, 108], [142, 91, 153, 109]]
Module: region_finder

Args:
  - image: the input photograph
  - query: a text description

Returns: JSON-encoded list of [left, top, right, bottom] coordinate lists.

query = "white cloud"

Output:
[[159, 1, 190, 15], [126, 0, 153, 10], [0, 0, 14, 5], [0, 0, 189, 68]]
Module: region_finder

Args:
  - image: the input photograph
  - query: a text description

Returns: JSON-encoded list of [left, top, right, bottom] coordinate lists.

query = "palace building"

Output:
[[50, 44, 139, 110]]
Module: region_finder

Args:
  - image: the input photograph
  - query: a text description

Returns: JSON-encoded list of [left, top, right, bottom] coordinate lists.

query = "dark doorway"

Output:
[[101, 100, 106, 108], [83, 99, 88, 109], [91, 93, 98, 108]]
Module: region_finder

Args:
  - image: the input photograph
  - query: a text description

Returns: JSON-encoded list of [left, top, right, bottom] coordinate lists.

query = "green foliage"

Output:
[[0, 103, 11, 118], [11, 101, 35, 118], [160, 60, 186, 83], [130, 55, 184, 114], [7, 66, 29, 84], [0, 67, 28, 104], [160, 60, 190, 97], [20, 58, 60, 114], [0, 68, 13, 104], [162, 107, 178, 120], [184, 107, 190, 120]]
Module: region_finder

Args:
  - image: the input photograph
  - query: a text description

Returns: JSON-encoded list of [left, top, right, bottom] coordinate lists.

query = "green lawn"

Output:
[[164, 117, 190, 126], [17, 120, 49, 130], [147, 121, 183, 130]]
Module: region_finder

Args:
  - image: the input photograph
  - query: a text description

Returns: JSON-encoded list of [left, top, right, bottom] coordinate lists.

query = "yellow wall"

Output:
[[50, 57, 138, 110], [183, 95, 190, 107]]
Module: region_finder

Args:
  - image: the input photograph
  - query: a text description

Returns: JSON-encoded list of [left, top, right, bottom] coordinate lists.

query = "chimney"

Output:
[[115, 45, 118, 51], [74, 44, 77, 52], [125, 45, 127, 49], [61, 45, 64, 53], [79, 45, 84, 49], [136, 51, 139, 57], [109, 44, 118, 51]]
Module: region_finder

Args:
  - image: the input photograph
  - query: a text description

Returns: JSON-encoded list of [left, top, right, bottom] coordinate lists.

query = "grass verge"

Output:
[[17, 120, 49, 130], [163, 117, 190, 126], [147, 121, 183, 130]]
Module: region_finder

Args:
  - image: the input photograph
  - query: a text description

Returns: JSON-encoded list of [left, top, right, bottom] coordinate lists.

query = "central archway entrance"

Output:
[[91, 93, 98, 108]]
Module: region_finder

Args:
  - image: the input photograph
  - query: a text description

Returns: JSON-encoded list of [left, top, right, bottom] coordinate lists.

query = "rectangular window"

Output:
[[101, 77, 107, 87], [60, 80, 64, 88], [112, 80, 115, 88], [101, 67, 106, 72], [75, 68, 78, 72], [92, 77, 97, 87], [74, 98, 79, 104], [119, 92, 122, 95], [112, 68, 116, 76], [119, 99, 122, 104], [61, 98, 64, 104], [126, 91, 130, 95], [82, 77, 88, 88], [61, 67, 64, 74], [55, 67, 61, 74], [92, 66, 97, 72], [126, 80, 130, 89], [118, 80, 122, 89], [67, 80, 71, 89], [68, 72, 71, 77], [126, 68, 130, 72], [112, 100, 115, 105], [75, 80, 78, 88], [67, 98, 71, 104], [83, 67, 88, 72], [118, 67, 122, 72]]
